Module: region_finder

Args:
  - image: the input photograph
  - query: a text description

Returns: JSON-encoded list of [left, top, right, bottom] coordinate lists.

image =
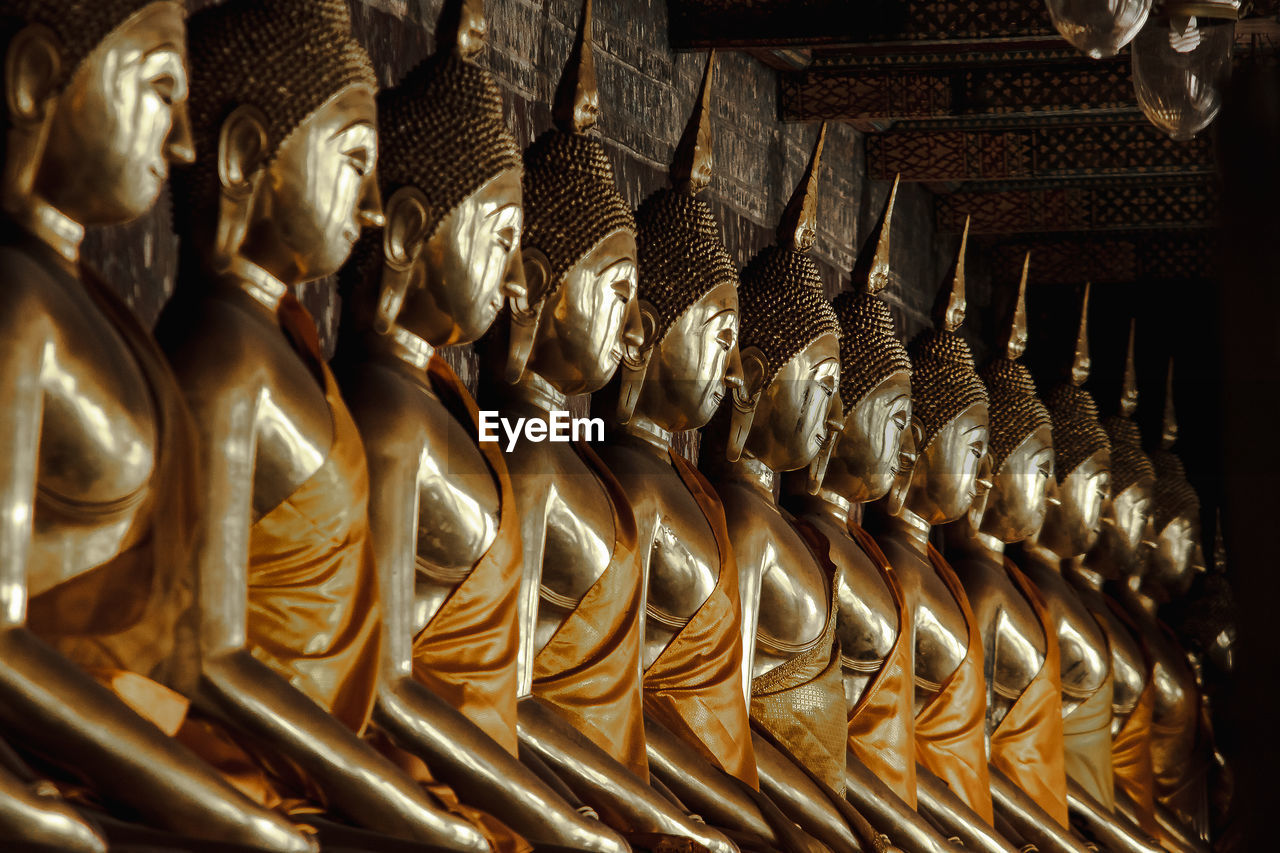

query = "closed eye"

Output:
[[344, 146, 372, 177], [151, 73, 177, 105]]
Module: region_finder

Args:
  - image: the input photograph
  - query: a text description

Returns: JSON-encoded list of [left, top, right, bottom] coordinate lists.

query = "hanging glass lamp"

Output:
[[1045, 0, 1152, 58], [1132, 13, 1235, 140]]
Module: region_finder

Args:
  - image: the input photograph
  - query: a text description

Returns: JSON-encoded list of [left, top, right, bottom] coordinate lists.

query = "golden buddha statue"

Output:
[[779, 179, 972, 853], [860, 219, 994, 820], [696, 125, 890, 853], [478, 4, 732, 850], [334, 4, 629, 852], [0, 1, 312, 848], [591, 53, 828, 853], [1010, 287, 1162, 853], [1110, 364, 1212, 844], [157, 0, 491, 848], [945, 256, 1102, 853], [1069, 335, 1206, 853]]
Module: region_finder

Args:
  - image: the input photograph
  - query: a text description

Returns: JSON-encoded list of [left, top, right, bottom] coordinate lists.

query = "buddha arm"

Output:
[[1065, 779, 1160, 853], [517, 696, 735, 853], [914, 766, 1018, 853], [183, 379, 486, 853], [1152, 801, 1209, 853], [644, 714, 827, 853], [843, 751, 954, 853], [989, 765, 1092, 853], [751, 730, 864, 853], [0, 328, 311, 853], [364, 448, 629, 853], [0, 763, 105, 853], [1112, 790, 1205, 853]]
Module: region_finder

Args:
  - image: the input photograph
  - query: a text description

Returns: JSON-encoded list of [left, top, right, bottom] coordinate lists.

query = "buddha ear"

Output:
[[3, 25, 61, 206], [806, 390, 846, 495], [373, 187, 429, 334], [614, 298, 657, 424], [217, 104, 270, 197], [505, 246, 550, 384], [727, 346, 768, 462], [5, 25, 60, 128], [215, 105, 270, 263]]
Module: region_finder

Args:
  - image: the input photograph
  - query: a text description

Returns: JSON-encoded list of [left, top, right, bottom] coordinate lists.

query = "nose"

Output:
[[621, 296, 644, 350], [165, 101, 196, 165], [357, 172, 384, 229]]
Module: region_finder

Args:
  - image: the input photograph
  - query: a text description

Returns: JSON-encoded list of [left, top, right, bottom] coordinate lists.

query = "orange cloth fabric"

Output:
[[405, 355, 522, 756], [1149, 621, 1208, 831], [916, 545, 994, 824], [27, 255, 196, 684], [1061, 664, 1115, 810], [1112, 675, 1159, 837], [1099, 595, 1159, 837], [844, 521, 918, 808], [641, 450, 758, 789], [749, 526, 847, 796], [242, 295, 382, 737], [992, 558, 1069, 827], [531, 442, 649, 781]]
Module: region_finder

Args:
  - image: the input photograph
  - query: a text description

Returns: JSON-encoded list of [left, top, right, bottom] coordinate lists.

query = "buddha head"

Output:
[[903, 221, 990, 525], [978, 255, 1055, 544], [177, 0, 382, 287], [346, 0, 523, 349], [0, 0, 194, 229], [1094, 322, 1158, 580], [731, 124, 840, 473], [629, 54, 742, 432], [514, 0, 640, 396], [822, 178, 913, 504], [1146, 362, 1201, 600], [1039, 285, 1113, 559]]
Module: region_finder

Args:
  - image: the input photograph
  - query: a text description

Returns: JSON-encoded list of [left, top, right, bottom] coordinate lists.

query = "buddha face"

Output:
[[524, 229, 639, 396], [391, 168, 524, 346], [1039, 449, 1111, 558], [745, 333, 840, 472], [824, 372, 912, 503], [635, 282, 741, 432], [1148, 515, 1198, 599], [239, 85, 383, 284], [906, 403, 989, 525], [981, 424, 1054, 544], [33, 2, 193, 225], [1094, 477, 1155, 580]]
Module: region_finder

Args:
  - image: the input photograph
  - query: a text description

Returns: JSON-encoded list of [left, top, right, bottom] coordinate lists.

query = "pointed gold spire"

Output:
[[1002, 251, 1031, 360], [553, 0, 599, 134], [777, 122, 826, 253], [935, 216, 969, 332], [1162, 359, 1179, 449], [1069, 283, 1092, 386], [671, 51, 716, 195], [851, 174, 899, 296], [443, 0, 487, 60], [1120, 319, 1139, 418]]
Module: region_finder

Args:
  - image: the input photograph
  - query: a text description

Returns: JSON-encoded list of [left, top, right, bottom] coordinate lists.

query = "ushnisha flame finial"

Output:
[[671, 51, 716, 195], [1002, 251, 1031, 361], [443, 0, 487, 60], [1162, 358, 1179, 449], [851, 174, 899, 296], [777, 122, 827, 253], [553, 0, 599, 134], [934, 216, 969, 332], [1120, 319, 1139, 418], [1069, 282, 1092, 387]]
